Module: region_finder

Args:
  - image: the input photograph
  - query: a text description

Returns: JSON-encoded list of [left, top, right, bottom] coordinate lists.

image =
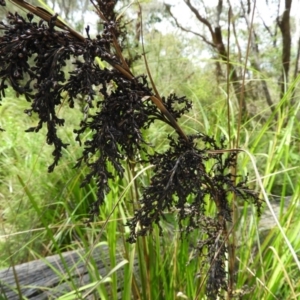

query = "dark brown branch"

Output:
[[293, 37, 300, 80], [291, 36, 300, 105], [216, 0, 223, 25], [246, 0, 251, 14], [277, 0, 292, 100]]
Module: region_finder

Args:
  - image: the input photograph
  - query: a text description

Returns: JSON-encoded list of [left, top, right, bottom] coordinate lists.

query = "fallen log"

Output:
[[0, 243, 134, 300]]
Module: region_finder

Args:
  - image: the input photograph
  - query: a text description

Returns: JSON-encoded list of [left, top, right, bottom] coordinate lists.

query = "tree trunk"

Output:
[[278, 0, 292, 101]]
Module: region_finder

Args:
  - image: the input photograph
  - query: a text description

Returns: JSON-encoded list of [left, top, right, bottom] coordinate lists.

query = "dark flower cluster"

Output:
[[0, 12, 75, 171], [0, 1, 261, 298], [127, 134, 260, 299], [163, 93, 192, 122], [73, 74, 158, 211], [128, 135, 260, 242], [95, 0, 118, 22], [0, 3, 190, 211], [196, 216, 228, 299]]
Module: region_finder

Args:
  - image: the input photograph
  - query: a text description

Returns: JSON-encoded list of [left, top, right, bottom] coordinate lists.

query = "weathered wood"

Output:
[[0, 244, 134, 300]]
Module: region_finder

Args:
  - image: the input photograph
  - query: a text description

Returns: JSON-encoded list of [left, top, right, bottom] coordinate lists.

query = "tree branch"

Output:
[[184, 0, 215, 41], [178, 0, 247, 113], [164, 4, 216, 48], [277, 0, 292, 100]]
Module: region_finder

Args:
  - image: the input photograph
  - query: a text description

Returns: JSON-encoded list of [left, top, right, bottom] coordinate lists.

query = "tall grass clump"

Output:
[[0, 1, 300, 300]]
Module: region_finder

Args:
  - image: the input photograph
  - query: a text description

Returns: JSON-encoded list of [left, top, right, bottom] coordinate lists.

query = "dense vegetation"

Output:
[[0, 1, 300, 299]]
